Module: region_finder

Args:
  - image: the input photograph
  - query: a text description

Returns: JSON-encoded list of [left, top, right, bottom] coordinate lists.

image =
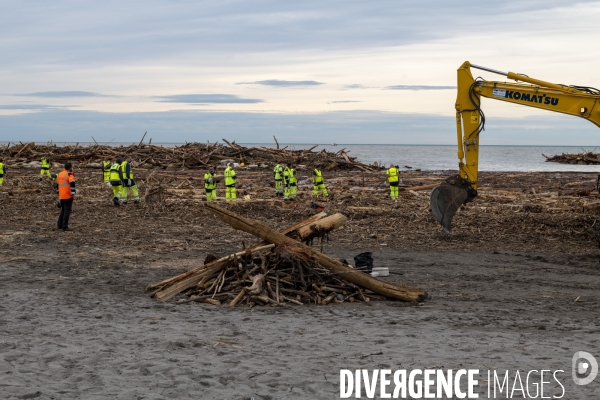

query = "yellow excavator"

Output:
[[430, 61, 600, 234]]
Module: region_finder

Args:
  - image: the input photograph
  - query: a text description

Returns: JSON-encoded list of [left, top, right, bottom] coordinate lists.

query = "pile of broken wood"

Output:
[[1, 138, 379, 171], [543, 150, 600, 165], [146, 204, 427, 306]]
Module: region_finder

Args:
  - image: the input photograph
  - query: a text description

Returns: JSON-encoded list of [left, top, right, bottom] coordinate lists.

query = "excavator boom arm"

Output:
[[431, 61, 600, 235]]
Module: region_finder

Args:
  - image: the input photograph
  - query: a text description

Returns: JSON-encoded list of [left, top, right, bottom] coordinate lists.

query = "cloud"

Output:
[[154, 94, 264, 104], [327, 100, 361, 104], [0, 104, 72, 110], [1, 1, 580, 68], [342, 84, 369, 90], [13, 91, 111, 98], [237, 80, 324, 87], [383, 85, 456, 91]]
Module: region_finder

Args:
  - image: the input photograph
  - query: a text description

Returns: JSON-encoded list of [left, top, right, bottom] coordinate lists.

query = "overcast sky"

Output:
[[2, 0, 600, 145]]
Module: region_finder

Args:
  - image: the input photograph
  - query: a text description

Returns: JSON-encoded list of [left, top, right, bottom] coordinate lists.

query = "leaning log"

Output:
[[204, 203, 427, 302]]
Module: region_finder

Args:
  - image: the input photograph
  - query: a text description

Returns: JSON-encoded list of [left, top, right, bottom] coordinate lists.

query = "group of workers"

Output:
[[0, 156, 402, 231], [203, 161, 306, 202], [202, 162, 399, 202], [203, 163, 238, 202], [102, 157, 140, 205], [30, 156, 139, 231], [272, 162, 302, 200]]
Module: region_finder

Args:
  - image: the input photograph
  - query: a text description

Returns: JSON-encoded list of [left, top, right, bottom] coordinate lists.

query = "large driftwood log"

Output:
[[289, 213, 348, 241], [282, 211, 327, 235], [204, 203, 427, 302]]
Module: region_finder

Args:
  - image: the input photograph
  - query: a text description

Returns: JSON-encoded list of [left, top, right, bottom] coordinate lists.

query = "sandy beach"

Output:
[[2, 167, 600, 399]]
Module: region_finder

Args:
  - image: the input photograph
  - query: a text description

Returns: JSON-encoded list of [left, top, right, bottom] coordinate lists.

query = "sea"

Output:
[[242, 144, 600, 173], [3, 142, 600, 172]]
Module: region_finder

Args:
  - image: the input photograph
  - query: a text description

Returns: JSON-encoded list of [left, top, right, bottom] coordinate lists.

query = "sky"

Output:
[[1, 0, 600, 145]]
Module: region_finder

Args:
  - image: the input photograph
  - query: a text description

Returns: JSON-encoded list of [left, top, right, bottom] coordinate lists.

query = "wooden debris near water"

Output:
[[0, 140, 380, 171], [543, 151, 600, 165]]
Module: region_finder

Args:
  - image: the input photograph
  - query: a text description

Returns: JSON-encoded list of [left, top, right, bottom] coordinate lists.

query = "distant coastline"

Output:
[[2, 142, 600, 172]]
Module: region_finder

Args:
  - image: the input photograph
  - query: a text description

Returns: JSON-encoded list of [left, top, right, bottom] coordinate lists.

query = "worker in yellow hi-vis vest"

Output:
[[273, 162, 284, 197], [119, 157, 139, 205], [102, 160, 111, 185], [224, 163, 237, 202], [386, 164, 399, 201], [40, 157, 51, 179], [109, 158, 123, 206], [204, 165, 218, 202], [283, 163, 297, 201], [0, 158, 5, 186], [312, 163, 328, 199]]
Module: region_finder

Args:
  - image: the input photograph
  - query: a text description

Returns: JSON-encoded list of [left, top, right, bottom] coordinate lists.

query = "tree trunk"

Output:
[[289, 213, 347, 241], [204, 203, 427, 302], [281, 211, 327, 235]]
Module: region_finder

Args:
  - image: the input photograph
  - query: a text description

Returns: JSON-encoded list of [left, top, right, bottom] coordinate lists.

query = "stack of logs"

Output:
[[1, 138, 379, 171], [146, 205, 427, 306], [543, 151, 600, 165]]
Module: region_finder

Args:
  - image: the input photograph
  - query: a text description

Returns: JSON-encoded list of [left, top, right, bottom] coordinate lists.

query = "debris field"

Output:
[[2, 143, 600, 309]]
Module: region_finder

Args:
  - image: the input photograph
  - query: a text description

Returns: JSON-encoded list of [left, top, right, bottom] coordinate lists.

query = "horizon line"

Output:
[[1, 141, 599, 148]]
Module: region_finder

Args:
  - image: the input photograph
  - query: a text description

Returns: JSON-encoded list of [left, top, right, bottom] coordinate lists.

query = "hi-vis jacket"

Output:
[[284, 167, 296, 185], [273, 164, 283, 181], [41, 158, 50, 170], [224, 166, 236, 186], [386, 167, 399, 184], [120, 161, 134, 181], [312, 168, 324, 185], [204, 171, 216, 190], [57, 170, 76, 200], [109, 163, 122, 186]]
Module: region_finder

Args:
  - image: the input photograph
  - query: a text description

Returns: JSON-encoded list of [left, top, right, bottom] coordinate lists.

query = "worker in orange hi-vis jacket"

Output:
[[56, 161, 76, 231]]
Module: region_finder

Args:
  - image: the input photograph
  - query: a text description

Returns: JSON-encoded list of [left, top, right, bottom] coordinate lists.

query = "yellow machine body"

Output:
[[431, 61, 600, 234]]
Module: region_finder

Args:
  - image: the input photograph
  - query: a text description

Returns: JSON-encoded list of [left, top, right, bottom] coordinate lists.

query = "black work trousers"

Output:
[[57, 197, 74, 230]]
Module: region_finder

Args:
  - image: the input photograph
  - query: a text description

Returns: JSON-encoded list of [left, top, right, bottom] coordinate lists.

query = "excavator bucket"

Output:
[[430, 183, 469, 235]]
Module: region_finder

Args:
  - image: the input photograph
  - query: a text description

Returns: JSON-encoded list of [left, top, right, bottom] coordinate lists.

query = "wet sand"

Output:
[[2, 242, 600, 399]]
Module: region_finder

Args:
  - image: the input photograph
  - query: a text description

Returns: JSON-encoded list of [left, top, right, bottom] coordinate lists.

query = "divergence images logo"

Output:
[[572, 351, 598, 386]]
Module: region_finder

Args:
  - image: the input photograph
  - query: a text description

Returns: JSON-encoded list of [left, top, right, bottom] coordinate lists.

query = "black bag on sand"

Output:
[[354, 252, 374, 272]]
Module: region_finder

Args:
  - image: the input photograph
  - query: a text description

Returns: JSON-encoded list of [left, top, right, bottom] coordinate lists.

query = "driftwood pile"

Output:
[[0, 138, 379, 171], [146, 205, 427, 306], [543, 150, 600, 165]]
